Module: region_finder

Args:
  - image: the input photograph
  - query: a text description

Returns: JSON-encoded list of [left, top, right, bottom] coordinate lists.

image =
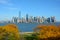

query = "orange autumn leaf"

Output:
[[34, 25, 60, 39], [0, 24, 20, 40], [3, 24, 19, 33]]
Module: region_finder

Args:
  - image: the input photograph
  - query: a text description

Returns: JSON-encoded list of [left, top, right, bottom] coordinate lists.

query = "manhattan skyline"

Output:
[[0, 0, 60, 21]]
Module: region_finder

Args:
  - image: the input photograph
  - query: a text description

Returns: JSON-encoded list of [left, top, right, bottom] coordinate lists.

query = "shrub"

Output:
[[34, 25, 60, 40], [0, 24, 20, 40]]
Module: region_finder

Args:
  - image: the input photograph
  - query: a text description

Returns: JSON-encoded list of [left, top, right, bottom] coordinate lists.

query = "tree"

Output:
[[34, 25, 60, 40], [0, 24, 20, 40]]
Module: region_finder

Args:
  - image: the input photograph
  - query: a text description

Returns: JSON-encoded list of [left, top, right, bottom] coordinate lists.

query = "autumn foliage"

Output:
[[0, 24, 20, 40], [34, 25, 60, 40]]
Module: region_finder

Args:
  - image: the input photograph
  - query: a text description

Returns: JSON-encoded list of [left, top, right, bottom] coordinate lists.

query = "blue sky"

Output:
[[0, 0, 60, 21]]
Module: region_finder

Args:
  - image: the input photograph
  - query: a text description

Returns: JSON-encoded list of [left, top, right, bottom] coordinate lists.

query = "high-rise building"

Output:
[[40, 18, 43, 23], [41, 16, 46, 23], [19, 11, 21, 19], [36, 16, 40, 23], [26, 14, 29, 22], [34, 17, 37, 22], [12, 17, 18, 23], [29, 16, 34, 23], [21, 16, 26, 23], [47, 17, 50, 23], [51, 16, 55, 23]]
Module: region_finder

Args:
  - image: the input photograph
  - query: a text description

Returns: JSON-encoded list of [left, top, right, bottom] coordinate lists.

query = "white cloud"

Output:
[[0, 0, 13, 6], [3, 7, 18, 10]]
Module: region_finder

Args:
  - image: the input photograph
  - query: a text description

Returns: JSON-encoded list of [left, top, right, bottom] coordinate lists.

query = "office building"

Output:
[[26, 14, 29, 22], [41, 16, 46, 23], [37, 16, 41, 23], [19, 11, 21, 19], [34, 17, 37, 22], [29, 16, 34, 23], [51, 16, 55, 23], [12, 17, 18, 23], [47, 17, 50, 23]]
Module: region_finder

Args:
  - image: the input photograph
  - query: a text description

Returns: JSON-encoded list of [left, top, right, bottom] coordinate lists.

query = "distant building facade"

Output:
[[12, 17, 18, 23], [26, 14, 29, 22], [47, 17, 50, 23], [10, 12, 56, 23], [51, 16, 55, 23]]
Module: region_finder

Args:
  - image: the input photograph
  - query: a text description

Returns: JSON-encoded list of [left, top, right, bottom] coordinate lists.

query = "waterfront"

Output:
[[0, 22, 60, 32]]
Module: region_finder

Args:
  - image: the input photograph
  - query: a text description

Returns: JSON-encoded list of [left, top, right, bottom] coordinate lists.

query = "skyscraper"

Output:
[[47, 17, 50, 23], [12, 17, 18, 23], [34, 17, 37, 22], [26, 14, 28, 22], [41, 16, 46, 23], [51, 16, 55, 23], [29, 16, 34, 23], [19, 11, 21, 19]]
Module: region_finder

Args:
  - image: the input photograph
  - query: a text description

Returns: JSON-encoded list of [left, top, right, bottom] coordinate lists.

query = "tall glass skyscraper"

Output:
[[47, 17, 50, 23], [26, 14, 28, 22], [34, 17, 37, 21], [51, 16, 55, 23]]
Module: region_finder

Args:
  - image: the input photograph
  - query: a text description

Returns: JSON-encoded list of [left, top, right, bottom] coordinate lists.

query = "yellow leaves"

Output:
[[35, 25, 60, 39], [3, 24, 19, 33], [38, 34, 47, 39], [0, 24, 20, 40]]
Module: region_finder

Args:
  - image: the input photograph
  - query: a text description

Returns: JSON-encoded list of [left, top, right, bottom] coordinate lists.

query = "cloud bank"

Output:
[[0, 0, 13, 6]]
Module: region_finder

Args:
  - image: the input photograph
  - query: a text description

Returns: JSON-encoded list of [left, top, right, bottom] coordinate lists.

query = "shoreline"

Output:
[[19, 32, 34, 34]]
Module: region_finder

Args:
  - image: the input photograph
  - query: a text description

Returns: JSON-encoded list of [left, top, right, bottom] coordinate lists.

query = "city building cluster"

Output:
[[0, 12, 56, 23], [12, 12, 56, 23]]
